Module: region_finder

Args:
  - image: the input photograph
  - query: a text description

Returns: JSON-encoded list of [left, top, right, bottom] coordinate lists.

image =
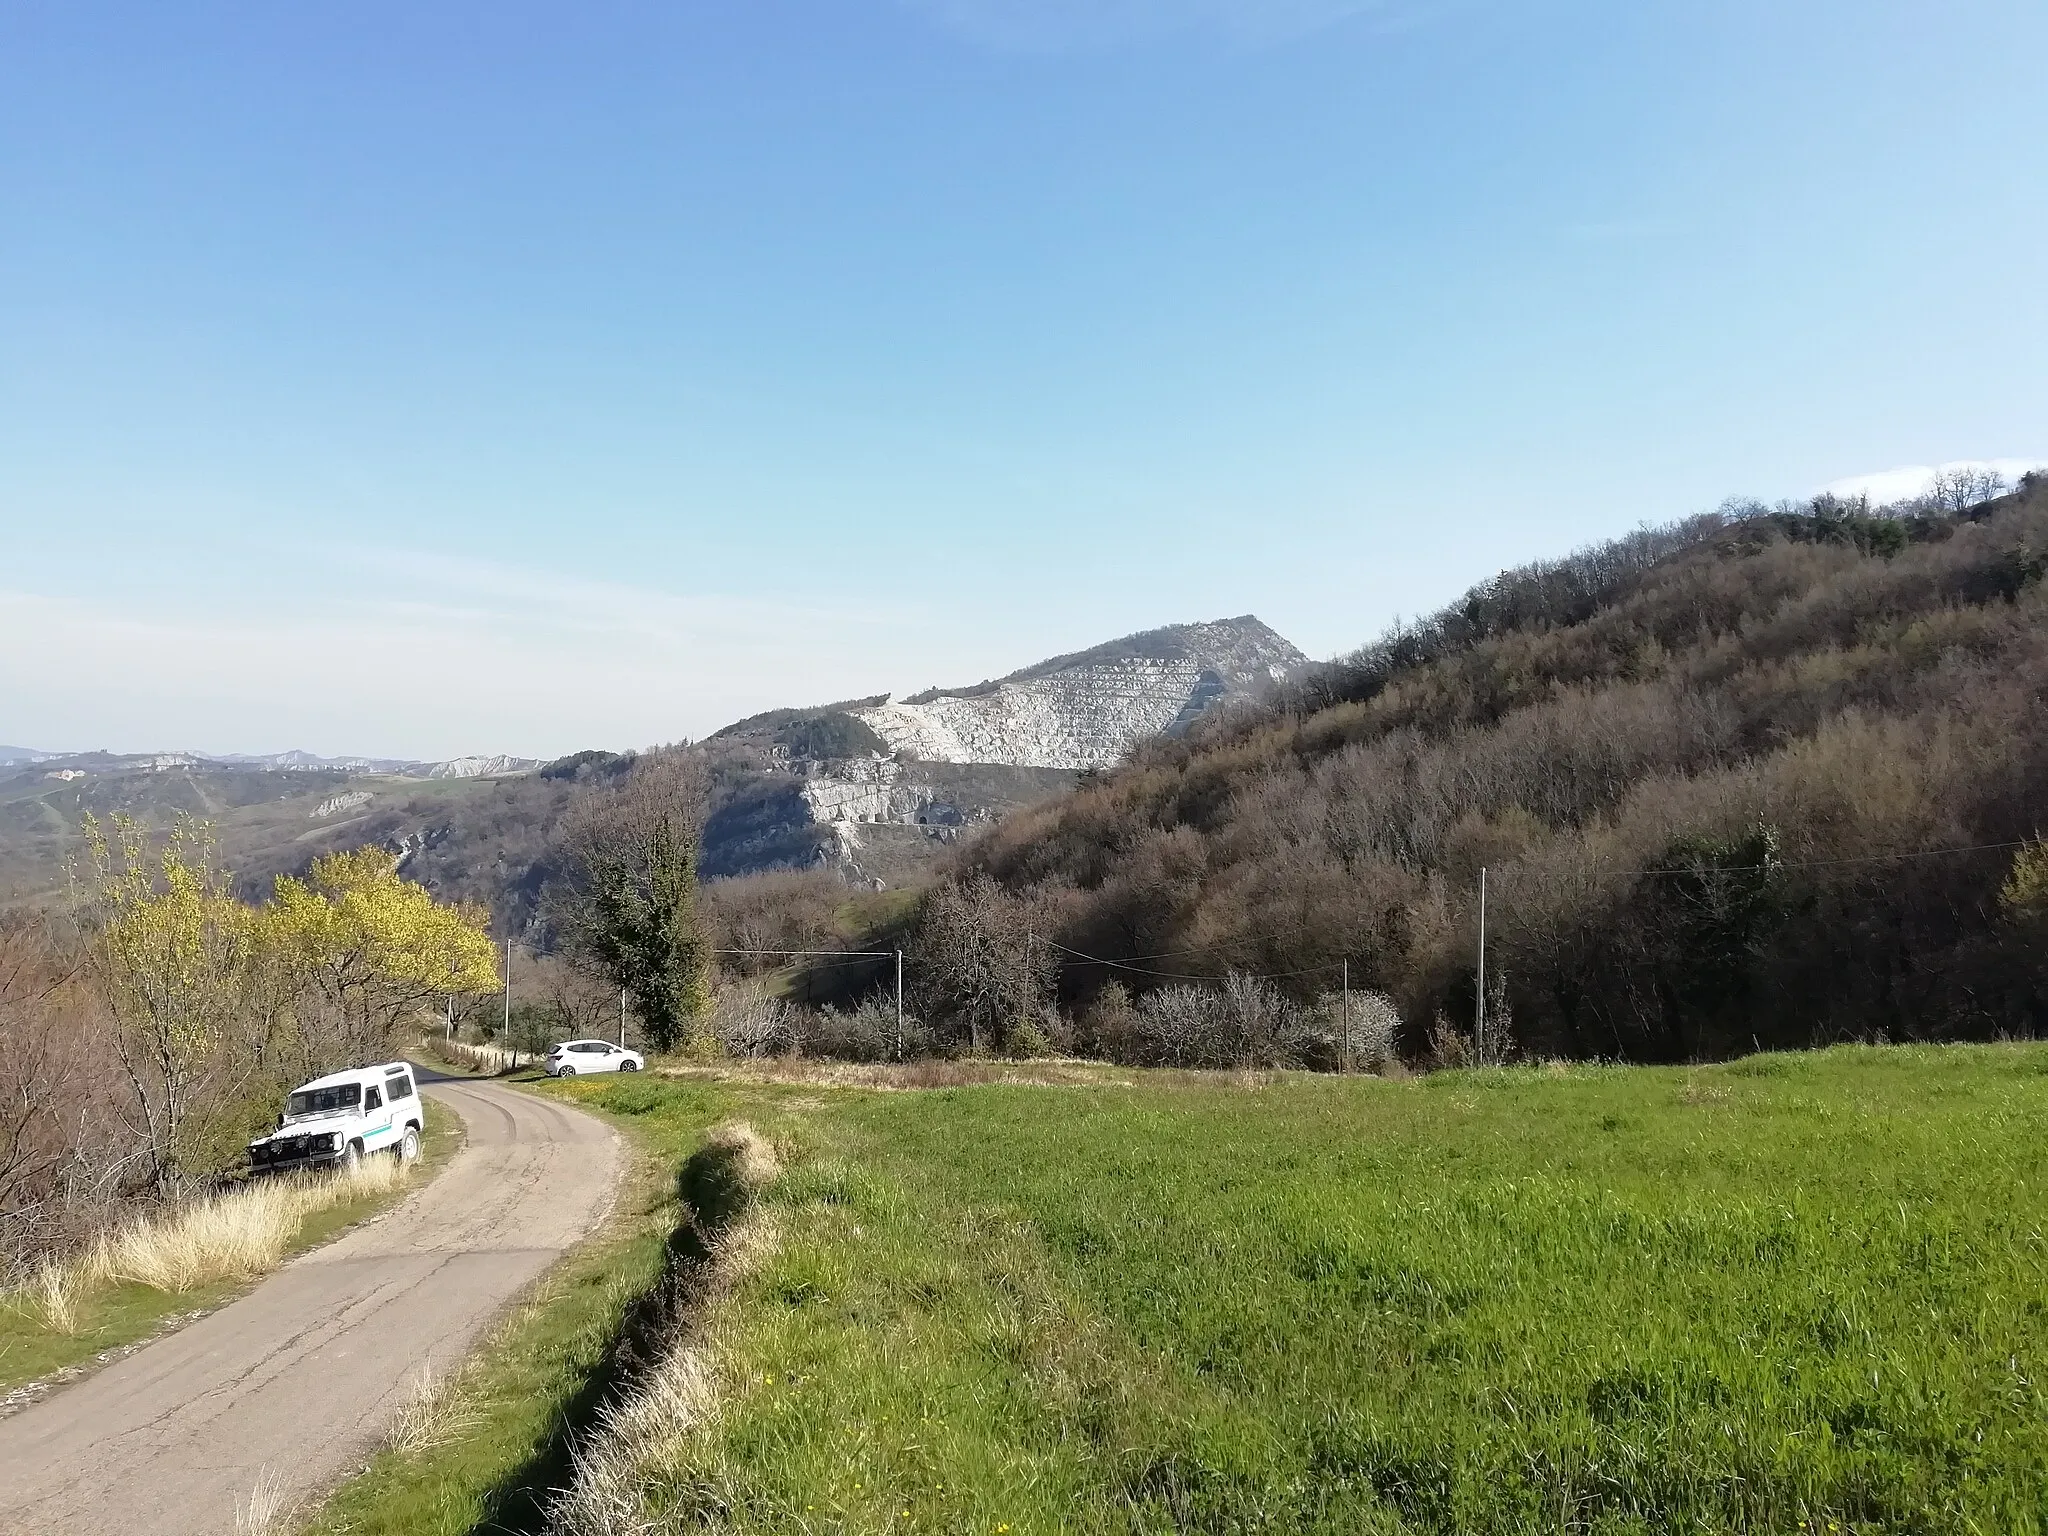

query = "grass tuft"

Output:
[[25, 1258, 86, 1335], [385, 1360, 484, 1457], [234, 1466, 298, 1536]]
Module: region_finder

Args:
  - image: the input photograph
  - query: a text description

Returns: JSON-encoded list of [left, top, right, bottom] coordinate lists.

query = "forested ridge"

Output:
[[939, 474, 2048, 1061]]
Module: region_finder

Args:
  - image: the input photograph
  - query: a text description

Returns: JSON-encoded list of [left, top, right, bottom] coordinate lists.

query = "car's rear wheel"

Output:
[[619, 1060, 639, 1072], [399, 1126, 421, 1163], [557, 1065, 575, 1077]]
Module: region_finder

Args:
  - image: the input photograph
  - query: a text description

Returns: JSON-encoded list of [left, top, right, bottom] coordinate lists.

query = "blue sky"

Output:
[[2, 0, 2043, 759]]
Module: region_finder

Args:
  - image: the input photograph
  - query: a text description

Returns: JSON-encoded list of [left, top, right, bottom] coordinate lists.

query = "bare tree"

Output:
[[908, 875, 1055, 1054], [1926, 466, 2010, 515], [1313, 987, 1400, 1072], [0, 917, 131, 1274], [708, 984, 793, 1059], [1135, 985, 1217, 1067]]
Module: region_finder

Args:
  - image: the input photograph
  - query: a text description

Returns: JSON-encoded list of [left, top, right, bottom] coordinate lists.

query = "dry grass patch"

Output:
[[7, 1155, 415, 1326], [654, 1057, 1136, 1091], [97, 1155, 411, 1293], [24, 1258, 87, 1335], [547, 1217, 781, 1536]]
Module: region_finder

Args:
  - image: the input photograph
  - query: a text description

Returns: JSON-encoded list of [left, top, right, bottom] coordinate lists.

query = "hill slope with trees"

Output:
[[928, 472, 2048, 1062]]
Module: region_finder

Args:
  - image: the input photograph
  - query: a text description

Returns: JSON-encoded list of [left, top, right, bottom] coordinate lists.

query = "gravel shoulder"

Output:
[[0, 1069, 620, 1536]]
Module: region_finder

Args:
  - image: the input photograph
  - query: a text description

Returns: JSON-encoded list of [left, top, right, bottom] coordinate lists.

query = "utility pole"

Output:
[[1475, 866, 1488, 1059], [894, 949, 904, 1062], [1024, 931, 1034, 1054], [1342, 958, 1351, 1074], [620, 988, 628, 1049], [504, 938, 514, 1068]]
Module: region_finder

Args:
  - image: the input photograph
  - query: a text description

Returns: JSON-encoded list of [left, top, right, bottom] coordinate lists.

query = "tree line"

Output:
[[1, 816, 496, 1279]]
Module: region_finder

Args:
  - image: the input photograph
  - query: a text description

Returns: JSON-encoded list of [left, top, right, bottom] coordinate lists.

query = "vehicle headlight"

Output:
[[320, 1133, 340, 1151]]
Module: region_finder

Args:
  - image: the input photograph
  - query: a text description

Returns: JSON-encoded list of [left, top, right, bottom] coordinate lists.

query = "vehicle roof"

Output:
[[291, 1062, 414, 1093]]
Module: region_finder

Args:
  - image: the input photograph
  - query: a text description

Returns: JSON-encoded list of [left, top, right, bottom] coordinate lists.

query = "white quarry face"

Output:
[[849, 617, 1308, 771]]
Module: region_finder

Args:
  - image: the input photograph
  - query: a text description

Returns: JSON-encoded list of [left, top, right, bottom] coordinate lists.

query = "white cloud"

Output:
[[1819, 458, 2045, 507]]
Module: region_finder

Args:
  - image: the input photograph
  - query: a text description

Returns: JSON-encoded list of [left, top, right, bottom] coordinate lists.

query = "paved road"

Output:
[[0, 1069, 620, 1536]]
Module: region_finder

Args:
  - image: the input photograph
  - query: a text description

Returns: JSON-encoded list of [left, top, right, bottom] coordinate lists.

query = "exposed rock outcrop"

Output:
[[419, 754, 538, 779], [311, 790, 374, 819], [850, 616, 1305, 770]]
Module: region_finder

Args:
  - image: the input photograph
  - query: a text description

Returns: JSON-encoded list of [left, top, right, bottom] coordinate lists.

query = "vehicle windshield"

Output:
[[286, 1083, 361, 1117]]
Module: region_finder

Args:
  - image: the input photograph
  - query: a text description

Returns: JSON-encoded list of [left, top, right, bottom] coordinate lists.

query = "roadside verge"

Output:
[[299, 1078, 785, 1536], [0, 1099, 464, 1408]]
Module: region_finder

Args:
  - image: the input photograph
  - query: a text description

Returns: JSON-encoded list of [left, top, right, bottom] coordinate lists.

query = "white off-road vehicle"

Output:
[[247, 1062, 425, 1174]]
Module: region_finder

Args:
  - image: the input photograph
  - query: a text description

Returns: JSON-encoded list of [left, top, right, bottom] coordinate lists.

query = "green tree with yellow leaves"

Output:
[[74, 818, 499, 1188], [75, 814, 259, 1189], [267, 846, 500, 1069]]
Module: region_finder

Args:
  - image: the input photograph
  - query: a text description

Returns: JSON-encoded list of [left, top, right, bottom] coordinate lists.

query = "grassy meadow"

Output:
[[308, 1046, 2048, 1535]]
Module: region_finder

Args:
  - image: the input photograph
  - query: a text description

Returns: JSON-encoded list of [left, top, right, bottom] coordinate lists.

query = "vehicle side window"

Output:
[[365, 1087, 383, 1111], [386, 1074, 414, 1100]]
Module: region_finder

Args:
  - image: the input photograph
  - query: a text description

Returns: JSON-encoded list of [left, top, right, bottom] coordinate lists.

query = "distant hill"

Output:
[[0, 749, 543, 910], [853, 616, 1306, 769], [0, 617, 1303, 926], [692, 616, 1306, 884]]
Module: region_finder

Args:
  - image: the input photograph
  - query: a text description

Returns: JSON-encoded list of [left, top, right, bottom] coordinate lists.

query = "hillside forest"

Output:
[[911, 471, 2048, 1065]]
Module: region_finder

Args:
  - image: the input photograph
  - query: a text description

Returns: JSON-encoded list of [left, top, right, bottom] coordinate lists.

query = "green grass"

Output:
[[0, 1099, 462, 1395], [300, 1081, 761, 1536], [299, 1045, 2048, 1535]]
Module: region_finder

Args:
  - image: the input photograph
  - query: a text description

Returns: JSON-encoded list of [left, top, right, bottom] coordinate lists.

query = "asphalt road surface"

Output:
[[0, 1068, 620, 1536]]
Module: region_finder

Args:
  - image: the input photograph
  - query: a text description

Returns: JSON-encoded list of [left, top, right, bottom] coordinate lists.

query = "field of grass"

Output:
[[0, 1099, 461, 1395], [304, 1045, 2048, 1535]]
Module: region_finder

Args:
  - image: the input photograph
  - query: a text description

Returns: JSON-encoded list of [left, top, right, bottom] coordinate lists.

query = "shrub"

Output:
[[796, 999, 931, 1063], [1309, 988, 1401, 1072], [708, 987, 793, 1059]]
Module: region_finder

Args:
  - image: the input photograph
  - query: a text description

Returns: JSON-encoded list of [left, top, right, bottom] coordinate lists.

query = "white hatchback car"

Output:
[[547, 1039, 645, 1077]]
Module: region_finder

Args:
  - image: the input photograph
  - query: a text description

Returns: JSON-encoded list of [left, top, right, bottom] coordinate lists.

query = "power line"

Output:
[[1044, 937, 1343, 984], [712, 948, 894, 957], [1082, 923, 1321, 963]]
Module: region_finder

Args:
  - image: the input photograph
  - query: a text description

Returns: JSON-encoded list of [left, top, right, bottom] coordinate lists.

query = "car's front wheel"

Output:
[[619, 1060, 640, 1073], [399, 1126, 421, 1163], [339, 1141, 362, 1173]]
